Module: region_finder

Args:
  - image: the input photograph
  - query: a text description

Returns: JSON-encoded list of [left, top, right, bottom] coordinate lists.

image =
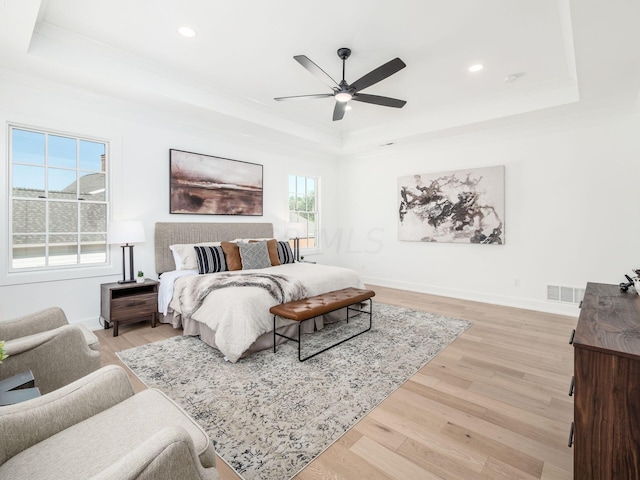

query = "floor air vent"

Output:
[[547, 285, 585, 304]]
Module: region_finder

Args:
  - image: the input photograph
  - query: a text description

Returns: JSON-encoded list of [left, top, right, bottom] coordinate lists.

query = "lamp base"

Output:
[[119, 244, 137, 284]]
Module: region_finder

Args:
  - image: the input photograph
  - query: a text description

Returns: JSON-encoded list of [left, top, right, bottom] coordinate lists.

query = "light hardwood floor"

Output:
[[95, 285, 576, 480]]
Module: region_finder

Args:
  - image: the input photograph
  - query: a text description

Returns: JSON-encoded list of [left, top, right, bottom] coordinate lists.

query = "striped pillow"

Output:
[[194, 245, 228, 274], [277, 241, 295, 264]]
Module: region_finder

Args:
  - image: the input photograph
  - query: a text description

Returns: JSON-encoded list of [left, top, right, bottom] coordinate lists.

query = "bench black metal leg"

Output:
[[298, 321, 302, 361], [273, 299, 374, 362]]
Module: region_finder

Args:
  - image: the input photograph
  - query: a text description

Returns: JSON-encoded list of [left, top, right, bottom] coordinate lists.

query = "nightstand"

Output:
[[100, 279, 159, 337]]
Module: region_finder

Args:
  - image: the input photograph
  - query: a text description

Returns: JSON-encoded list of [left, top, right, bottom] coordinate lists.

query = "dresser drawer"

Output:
[[111, 292, 157, 318]]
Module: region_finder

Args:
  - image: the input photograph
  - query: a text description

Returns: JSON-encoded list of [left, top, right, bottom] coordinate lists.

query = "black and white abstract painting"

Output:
[[398, 165, 505, 244]]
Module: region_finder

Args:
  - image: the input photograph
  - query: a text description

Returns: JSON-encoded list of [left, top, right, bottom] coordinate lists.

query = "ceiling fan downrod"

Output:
[[335, 48, 353, 101], [337, 47, 351, 83]]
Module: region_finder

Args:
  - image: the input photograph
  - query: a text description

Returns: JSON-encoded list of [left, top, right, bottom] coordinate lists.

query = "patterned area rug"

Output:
[[117, 303, 470, 480]]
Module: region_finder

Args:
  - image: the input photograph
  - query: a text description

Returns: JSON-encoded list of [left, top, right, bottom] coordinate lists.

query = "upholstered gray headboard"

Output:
[[154, 222, 274, 274]]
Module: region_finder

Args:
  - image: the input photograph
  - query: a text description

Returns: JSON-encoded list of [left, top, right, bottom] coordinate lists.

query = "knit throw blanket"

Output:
[[174, 272, 307, 322]]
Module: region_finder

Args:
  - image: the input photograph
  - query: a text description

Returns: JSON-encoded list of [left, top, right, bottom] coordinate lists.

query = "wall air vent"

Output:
[[547, 284, 585, 304]]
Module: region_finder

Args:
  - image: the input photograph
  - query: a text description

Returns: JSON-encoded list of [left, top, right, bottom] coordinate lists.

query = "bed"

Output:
[[155, 222, 364, 362]]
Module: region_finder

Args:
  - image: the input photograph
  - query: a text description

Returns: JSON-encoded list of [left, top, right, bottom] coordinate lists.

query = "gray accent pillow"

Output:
[[238, 241, 272, 270]]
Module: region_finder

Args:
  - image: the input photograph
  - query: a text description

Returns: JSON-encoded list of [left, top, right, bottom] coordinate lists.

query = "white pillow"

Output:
[[170, 242, 221, 270], [232, 237, 273, 242]]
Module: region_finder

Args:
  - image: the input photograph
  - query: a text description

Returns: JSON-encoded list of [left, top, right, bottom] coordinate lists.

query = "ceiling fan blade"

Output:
[[274, 93, 334, 101], [294, 55, 340, 90], [352, 93, 406, 108], [333, 101, 347, 121], [350, 57, 406, 92]]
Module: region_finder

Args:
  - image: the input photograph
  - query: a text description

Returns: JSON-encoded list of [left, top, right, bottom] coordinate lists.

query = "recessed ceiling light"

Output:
[[178, 26, 197, 38], [468, 64, 484, 73]]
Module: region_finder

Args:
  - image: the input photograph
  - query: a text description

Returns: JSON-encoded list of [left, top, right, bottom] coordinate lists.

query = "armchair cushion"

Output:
[[81, 325, 100, 351], [0, 366, 219, 480], [0, 306, 98, 350], [0, 307, 101, 394], [0, 365, 135, 465], [1, 325, 101, 394], [91, 426, 216, 480], [0, 307, 69, 340]]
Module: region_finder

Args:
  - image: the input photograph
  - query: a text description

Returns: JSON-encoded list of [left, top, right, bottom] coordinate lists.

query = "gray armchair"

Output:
[[0, 307, 101, 394], [0, 365, 220, 480]]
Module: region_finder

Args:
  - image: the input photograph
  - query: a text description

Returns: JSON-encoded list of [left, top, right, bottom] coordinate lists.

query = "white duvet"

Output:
[[168, 262, 364, 362]]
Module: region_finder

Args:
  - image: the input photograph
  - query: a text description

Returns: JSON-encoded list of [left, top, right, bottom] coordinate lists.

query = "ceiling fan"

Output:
[[274, 47, 407, 121]]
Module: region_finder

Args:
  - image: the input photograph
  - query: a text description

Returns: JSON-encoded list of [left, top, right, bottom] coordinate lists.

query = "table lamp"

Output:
[[286, 222, 306, 262], [107, 220, 145, 284]]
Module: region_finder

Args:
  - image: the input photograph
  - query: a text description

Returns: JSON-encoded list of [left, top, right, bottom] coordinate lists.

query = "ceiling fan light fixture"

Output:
[[335, 91, 352, 102]]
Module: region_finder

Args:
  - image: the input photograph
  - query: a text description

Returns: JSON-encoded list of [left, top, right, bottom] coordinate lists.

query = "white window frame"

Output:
[[8, 124, 109, 273], [288, 174, 320, 252]]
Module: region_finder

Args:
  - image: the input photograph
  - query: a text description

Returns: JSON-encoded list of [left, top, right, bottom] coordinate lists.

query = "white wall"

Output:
[[0, 74, 340, 325], [2, 72, 639, 324], [336, 106, 640, 315]]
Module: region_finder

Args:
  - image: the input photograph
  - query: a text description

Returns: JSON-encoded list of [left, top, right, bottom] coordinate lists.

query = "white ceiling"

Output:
[[0, 0, 639, 154]]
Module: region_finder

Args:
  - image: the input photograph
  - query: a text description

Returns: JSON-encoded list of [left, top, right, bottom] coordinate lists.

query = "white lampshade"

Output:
[[286, 222, 306, 238], [107, 220, 146, 245]]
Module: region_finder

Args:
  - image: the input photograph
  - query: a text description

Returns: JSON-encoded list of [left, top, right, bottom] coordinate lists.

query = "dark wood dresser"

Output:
[[572, 282, 640, 479]]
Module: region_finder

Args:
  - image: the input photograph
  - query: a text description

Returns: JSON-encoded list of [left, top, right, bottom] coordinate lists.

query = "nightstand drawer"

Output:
[[111, 292, 157, 318]]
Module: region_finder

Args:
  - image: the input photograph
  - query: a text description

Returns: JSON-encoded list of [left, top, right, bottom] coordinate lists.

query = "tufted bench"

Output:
[[269, 287, 375, 361]]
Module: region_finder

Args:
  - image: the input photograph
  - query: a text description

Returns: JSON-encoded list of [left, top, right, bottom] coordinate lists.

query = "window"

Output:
[[288, 175, 319, 249], [9, 125, 108, 270]]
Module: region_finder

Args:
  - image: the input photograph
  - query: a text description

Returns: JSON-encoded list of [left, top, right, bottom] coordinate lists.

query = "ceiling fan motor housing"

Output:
[[337, 47, 352, 60]]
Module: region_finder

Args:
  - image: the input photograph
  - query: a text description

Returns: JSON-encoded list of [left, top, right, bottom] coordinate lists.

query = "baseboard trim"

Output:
[[70, 316, 103, 331], [362, 276, 579, 317], [70, 280, 578, 331]]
